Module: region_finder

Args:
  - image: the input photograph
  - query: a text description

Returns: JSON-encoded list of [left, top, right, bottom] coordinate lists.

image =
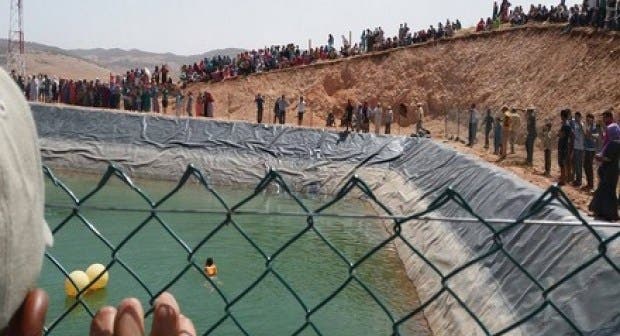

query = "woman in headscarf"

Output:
[[589, 112, 620, 221]]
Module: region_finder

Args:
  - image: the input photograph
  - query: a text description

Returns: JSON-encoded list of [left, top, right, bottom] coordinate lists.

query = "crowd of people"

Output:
[[179, 20, 462, 85], [8, 66, 221, 117], [564, 0, 620, 30], [477, 0, 620, 32], [252, 94, 430, 137], [464, 104, 620, 221]]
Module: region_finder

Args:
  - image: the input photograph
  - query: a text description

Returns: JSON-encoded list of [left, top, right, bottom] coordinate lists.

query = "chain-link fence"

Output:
[[42, 164, 619, 335]]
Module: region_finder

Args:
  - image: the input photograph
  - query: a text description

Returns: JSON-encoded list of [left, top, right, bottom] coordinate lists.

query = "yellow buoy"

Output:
[[64, 270, 90, 297], [85, 263, 109, 290]]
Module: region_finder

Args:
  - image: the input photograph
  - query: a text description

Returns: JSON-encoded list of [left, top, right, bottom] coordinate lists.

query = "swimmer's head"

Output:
[[206, 258, 214, 266], [0, 68, 53, 329]]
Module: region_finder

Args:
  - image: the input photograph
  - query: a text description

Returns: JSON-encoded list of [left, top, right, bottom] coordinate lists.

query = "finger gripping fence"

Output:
[[42, 164, 619, 335]]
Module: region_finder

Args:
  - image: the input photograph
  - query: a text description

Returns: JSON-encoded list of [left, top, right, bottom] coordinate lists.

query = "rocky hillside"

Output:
[[189, 26, 620, 125]]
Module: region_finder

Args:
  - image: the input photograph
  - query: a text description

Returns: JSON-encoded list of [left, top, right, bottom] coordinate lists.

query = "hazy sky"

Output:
[[0, 0, 574, 55]]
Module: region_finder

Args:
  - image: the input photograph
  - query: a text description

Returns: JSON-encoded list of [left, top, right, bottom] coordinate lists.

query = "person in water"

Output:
[[204, 258, 218, 278]]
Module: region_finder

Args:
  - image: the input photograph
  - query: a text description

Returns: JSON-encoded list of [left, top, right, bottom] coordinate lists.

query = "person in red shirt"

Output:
[[476, 18, 486, 31]]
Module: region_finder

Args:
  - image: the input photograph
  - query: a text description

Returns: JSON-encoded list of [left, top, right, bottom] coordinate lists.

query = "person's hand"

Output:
[[90, 292, 195, 336], [3, 289, 49, 336]]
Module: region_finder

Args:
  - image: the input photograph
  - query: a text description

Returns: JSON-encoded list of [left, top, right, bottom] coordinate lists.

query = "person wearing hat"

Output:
[[525, 107, 538, 166], [0, 69, 197, 335]]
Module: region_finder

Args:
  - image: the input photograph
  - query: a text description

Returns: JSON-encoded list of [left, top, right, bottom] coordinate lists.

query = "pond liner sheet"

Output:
[[31, 103, 619, 336]]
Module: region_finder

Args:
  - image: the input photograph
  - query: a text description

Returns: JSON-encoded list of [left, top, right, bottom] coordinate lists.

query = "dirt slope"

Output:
[[184, 25, 620, 213], [189, 25, 620, 125]]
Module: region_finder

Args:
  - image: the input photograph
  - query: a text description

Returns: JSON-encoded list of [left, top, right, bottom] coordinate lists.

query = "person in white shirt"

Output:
[[374, 103, 383, 135], [296, 96, 306, 126]]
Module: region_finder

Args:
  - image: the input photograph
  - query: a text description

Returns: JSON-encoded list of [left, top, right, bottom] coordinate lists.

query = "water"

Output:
[[42, 170, 430, 335]]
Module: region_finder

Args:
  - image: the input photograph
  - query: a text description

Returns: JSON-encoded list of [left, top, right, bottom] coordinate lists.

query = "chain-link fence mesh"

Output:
[[42, 164, 619, 335]]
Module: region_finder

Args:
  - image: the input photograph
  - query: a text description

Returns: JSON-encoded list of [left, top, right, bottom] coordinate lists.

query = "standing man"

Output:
[[484, 108, 494, 149], [501, 106, 511, 159], [273, 96, 280, 124], [509, 108, 521, 154], [362, 102, 370, 133], [566, 109, 575, 183], [345, 100, 354, 132], [186, 92, 194, 117], [373, 103, 383, 135], [175, 92, 184, 117], [385, 106, 394, 134], [355, 103, 364, 132], [525, 107, 537, 166], [583, 113, 600, 192], [296, 96, 306, 126], [588, 110, 620, 220], [572, 112, 586, 187], [494, 113, 504, 155], [416, 102, 426, 135], [161, 88, 169, 114], [468, 103, 479, 147], [542, 119, 553, 177], [558, 109, 573, 186], [255, 94, 264, 124], [278, 95, 289, 124]]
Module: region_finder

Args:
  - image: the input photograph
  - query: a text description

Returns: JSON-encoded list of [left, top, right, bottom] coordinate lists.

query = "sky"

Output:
[[0, 0, 575, 56]]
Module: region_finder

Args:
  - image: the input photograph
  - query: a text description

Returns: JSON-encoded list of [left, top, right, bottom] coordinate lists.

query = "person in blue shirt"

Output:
[[493, 114, 503, 155]]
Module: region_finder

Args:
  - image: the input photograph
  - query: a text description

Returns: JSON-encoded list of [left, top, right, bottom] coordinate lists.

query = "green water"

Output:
[[42, 171, 429, 335]]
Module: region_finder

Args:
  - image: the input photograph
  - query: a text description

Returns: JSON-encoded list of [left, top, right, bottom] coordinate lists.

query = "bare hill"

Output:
[[188, 26, 620, 126], [1, 39, 244, 79], [0, 39, 113, 79]]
